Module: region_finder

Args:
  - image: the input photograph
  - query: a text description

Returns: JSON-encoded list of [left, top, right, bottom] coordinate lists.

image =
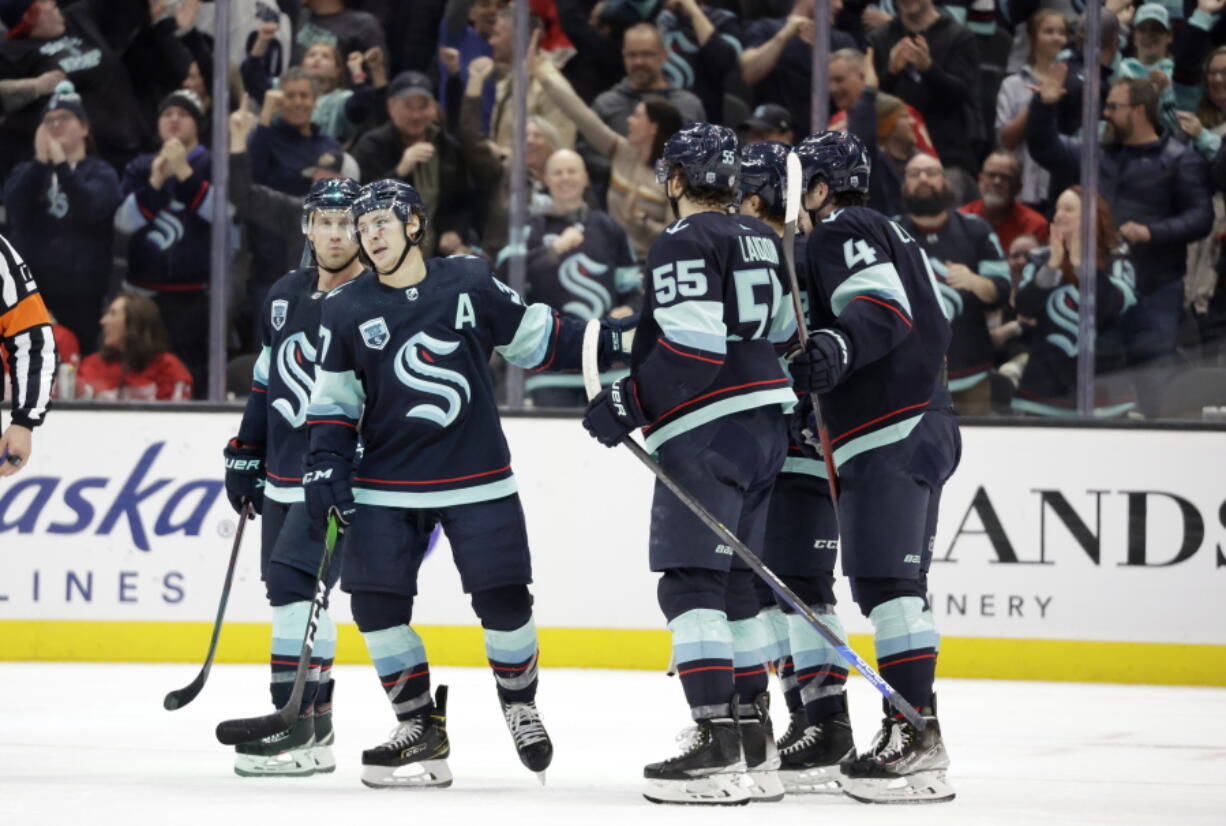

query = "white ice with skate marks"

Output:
[[1, 664, 1224, 826]]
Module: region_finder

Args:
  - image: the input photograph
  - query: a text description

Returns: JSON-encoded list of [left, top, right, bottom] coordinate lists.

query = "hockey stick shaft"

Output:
[[164, 501, 253, 711], [215, 516, 339, 745], [782, 151, 842, 505], [580, 322, 924, 730]]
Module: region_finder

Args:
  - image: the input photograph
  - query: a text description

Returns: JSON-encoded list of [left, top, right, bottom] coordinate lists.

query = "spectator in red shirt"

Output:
[[76, 292, 192, 401], [960, 149, 1049, 253]]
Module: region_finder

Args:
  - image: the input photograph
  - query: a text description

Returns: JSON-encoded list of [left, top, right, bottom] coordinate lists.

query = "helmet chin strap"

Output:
[[369, 225, 422, 276]]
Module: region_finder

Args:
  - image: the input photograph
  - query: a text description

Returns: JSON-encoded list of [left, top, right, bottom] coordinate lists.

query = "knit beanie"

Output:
[[158, 88, 206, 132], [43, 80, 87, 123]]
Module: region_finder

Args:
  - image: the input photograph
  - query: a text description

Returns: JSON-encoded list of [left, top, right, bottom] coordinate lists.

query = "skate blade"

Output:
[[536, 771, 546, 786], [841, 770, 956, 804], [643, 773, 752, 806], [311, 744, 336, 774], [361, 759, 453, 789], [234, 749, 316, 778], [780, 765, 844, 795], [745, 769, 785, 803]]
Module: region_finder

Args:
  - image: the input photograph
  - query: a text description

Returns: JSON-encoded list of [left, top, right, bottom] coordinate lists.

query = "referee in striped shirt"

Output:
[[0, 231, 55, 477]]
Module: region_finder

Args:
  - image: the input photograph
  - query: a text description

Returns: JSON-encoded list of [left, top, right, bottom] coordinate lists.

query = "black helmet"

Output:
[[301, 176, 361, 235], [738, 140, 791, 215], [353, 178, 428, 245], [795, 130, 871, 196], [654, 122, 741, 191]]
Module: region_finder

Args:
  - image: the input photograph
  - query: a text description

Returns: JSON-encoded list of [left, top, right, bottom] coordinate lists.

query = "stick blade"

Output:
[[163, 679, 203, 711], [216, 705, 296, 746], [785, 151, 803, 226]]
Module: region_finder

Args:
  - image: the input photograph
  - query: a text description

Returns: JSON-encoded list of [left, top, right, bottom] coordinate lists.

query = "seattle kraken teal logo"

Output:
[[273, 332, 317, 427], [394, 332, 471, 427], [557, 252, 611, 320]]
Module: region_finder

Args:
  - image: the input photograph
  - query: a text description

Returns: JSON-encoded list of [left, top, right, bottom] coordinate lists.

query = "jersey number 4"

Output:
[[843, 238, 879, 269]]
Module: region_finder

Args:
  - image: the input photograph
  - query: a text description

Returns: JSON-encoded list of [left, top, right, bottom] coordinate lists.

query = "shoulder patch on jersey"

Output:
[[270, 299, 288, 331], [359, 316, 391, 350]]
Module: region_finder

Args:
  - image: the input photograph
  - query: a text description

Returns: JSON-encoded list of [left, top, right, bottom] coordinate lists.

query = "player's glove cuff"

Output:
[[582, 377, 649, 447], [788, 329, 852, 394], [597, 314, 638, 369], [223, 438, 265, 516], [302, 453, 356, 540]]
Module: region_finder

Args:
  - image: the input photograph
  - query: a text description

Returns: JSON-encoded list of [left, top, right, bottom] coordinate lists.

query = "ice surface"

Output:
[[1, 663, 1223, 826]]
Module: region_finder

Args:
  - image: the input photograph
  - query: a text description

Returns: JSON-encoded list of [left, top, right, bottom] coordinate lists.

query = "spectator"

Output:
[[125, 0, 205, 143], [739, 103, 796, 145], [496, 148, 640, 407], [553, 0, 634, 103], [1115, 4, 1180, 134], [243, 22, 388, 143], [247, 68, 341, 317], [76, 292, 193, 401], [897, 152, 1010, 414], [3, 82, 121, 354], [1052, 8, 1121, 140], [828, 47, 937, 156], [437, 0, 497, 132], [192, 0, 292, 71], [656, 0, 743, 126], [350, 69, 475, 253], [1, 313, 79, 400], [741, 0, 856, 136], [295, 0, 387, 63], [0, 0, 152, 176], [995, 8, 1067, 211], [960, 149, 1049, 252], [868, 0, 981, 194], [454, 56, 559, 255], [1011, 187, 1139, 417], [533, 50, 682, 260], [486, 9, 577, 153], [385, 0, 446, 77], [843, 50, 921, 215], [113, 88, 213, 397], [1027, 73, 1213, 412], [989, 232, 1039, 382]]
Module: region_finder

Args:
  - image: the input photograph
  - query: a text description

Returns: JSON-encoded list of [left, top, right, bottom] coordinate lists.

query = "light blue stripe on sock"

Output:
[[729, 614, 770, 669], [786, 610, 845, 671], [362, 624, 427, 677], [760, 606, 791, 663], [870, 597, 939, 659], [271, 601, 311, 657], [668, 608, 733, 663], [313, 608, 337, 660], [485, 617, 538, 663]]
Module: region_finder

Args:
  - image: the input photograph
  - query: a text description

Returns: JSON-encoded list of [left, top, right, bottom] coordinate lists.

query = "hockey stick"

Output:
[[164, 501, 253, 711], [581, 323, 925, 731], [782, 151, 842, 507], [215, 515, 340, 745]]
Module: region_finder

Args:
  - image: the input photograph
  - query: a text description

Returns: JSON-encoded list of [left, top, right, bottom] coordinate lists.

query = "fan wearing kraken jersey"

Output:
[[582, 124, 796, 806], [304, 179, 626, 789], [221, 177, 365, 778]]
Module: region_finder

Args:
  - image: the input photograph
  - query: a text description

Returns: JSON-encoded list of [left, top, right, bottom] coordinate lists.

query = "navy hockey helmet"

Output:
[[738, 140, 791, 215], [654, 122, 741, 192], [301, 176, 361, 235], [795, 130, 871, 196], [353, 178, 428, 245]]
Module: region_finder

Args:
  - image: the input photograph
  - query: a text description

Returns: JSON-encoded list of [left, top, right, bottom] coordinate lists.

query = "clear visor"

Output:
[[654, 158, 673, 186], [302, 209, 356, 238], [355, 209, 402, 239]]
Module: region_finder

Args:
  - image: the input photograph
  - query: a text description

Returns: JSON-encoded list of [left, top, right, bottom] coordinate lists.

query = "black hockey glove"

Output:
[[582, 376, 649, 447], [598, 313, 638, 369], [302, 454, 356, 541], [787, 395, 821, 457], [788, 329, 852, 394], [222, 438, 265, 517]]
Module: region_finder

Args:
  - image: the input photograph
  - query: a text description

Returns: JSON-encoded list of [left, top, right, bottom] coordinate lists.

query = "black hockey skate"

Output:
[[500, 699, 553, 783], [312, 709, 336, 773], [361, 686, 452, 789], [643, 716, 751, 806], [234, 714, 316, 777], [775, 708, 808, 753], [778, 711, 856, 794], [739, 693, 783, 802], [840, 711, 955, 804]]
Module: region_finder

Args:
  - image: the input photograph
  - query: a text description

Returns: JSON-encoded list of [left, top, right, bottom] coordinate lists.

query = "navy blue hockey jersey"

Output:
[[778, 232, 828, 481], [306, 256, 590, 507], [632, 211, 795, 453], [803, 207, 952, 468], [897, 210, 1009, 392], [236, 268, 337, 503]]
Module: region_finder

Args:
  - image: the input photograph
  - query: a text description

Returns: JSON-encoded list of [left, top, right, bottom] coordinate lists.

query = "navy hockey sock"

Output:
[[786, 606, 850, 723], [483, 617, 540, 703], [362, 624, 433, 721], [870, 596, 938, 714], [668, 608, 736, 719], [269, 601, 317, 715], [729, 613, 769, 711]]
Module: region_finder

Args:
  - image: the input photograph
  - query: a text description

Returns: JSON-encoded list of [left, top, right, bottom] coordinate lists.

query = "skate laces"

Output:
[[864, 719, 911, 762], [780, 724, 820, 756], [384, 717, 425, 748], [503, 702, 549, 748], [671, 725, 708, 756]]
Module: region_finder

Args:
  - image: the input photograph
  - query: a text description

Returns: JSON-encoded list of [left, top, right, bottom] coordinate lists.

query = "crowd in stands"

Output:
[[0, 0, 1224, 418]]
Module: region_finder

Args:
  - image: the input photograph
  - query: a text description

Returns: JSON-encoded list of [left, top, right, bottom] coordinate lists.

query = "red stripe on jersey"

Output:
[[830, 399, 930, 445], [308, 418, 357, 428], [644, 378, 790, 432], [355, 464, 512, 486], [656, 337, 725, 365], [851, 294, 912, 328], [266, 471, 303, 482]]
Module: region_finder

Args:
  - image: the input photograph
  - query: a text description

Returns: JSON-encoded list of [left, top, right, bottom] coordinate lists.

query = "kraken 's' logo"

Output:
[[393, 332, 471, 427], [272, 332, 317, 428], [557, 252, 611, 320]]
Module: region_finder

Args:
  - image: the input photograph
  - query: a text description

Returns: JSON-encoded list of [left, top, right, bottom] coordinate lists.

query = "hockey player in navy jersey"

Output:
[[304, 179, 626, 789], [222, 177, 364, 777], [738, 140, 855, 795], [787, 131, 959, 804], [582, 124, 797, 806]]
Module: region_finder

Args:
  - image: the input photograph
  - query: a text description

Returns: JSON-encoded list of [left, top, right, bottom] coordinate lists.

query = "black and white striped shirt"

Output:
[[0, 232, 55, 430]]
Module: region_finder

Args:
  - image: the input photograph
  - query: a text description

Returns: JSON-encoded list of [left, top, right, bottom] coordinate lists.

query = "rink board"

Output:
[[0, 409, 1223, 686]]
